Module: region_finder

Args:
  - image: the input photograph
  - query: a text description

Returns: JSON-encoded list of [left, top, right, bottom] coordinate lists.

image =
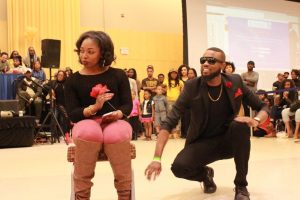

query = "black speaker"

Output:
[[41, 39, 61, 68]]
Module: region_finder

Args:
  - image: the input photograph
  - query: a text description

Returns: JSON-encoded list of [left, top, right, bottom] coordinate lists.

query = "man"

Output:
[[141, 65, 158, 96], [272, 73, 284, 91], [157, 73, 167, 95], [283, 71, 289, 79], [11, 55, 27, 74], [24, 46, 40, 69], [17, 68, 43, 123], [145, 47, 269, 200], [290, 69, 300, 87], [241, 61, 259, 116], [0, 52, 10, 73], [241, 61, 259, 93]]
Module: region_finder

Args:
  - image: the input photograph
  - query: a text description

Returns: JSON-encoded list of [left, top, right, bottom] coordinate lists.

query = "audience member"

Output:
[[153, 85, 168, 134], [291, 69, 300, 87], [223, 61, 235, 74], [8, 50, 20, 68], [178, 64, 190, 138], [65, 67, 73, 78], [253, 97, 275, 137], [0, 52, 10, 73], [187, 68, 198, 79], [141, 65, 158, 96], [17, 68, 43, 122], [127, 68, 142, 98], [281, 99, 300, 139], [157, 73, 167, 95], [140, 89, 154, 140], [162, 68, 184, 138], [24, 46, 40, 69], [181, 67, 198, 138], [32, 60, 46, 83], [44, 70, 69, 134], [271, 79, 298, 128], [272, 73, 284, 91], [241, 60, 259, 116], [11, 55, 27, 74], [241, 60, 259, 93], [178, 64, 190, 82], [283, 71, 289, 79], [128, 90, 141, 140]]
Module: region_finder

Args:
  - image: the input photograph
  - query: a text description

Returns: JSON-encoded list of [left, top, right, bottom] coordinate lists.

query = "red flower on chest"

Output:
[[234, 88, 243, 98], [225, 81, 232, 88]]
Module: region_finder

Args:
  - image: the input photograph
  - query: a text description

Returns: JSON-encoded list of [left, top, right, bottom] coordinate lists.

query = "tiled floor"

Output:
[[0, 137, 299, 200]]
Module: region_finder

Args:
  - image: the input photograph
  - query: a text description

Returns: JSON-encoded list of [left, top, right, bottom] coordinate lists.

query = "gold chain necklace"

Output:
[[208, 85, 223, 102]]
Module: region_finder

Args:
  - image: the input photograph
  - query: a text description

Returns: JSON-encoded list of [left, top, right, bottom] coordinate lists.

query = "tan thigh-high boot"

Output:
[[104, 140, 132, 200], [73, 138, 102, 200]]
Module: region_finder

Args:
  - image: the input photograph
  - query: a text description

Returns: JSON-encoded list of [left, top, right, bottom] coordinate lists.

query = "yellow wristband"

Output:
[[153, 156, 161, 163], [88, 105, 97, 116]]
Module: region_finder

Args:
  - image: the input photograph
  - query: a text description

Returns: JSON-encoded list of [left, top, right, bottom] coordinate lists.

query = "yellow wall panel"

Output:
[[108, 29, 183, 79]]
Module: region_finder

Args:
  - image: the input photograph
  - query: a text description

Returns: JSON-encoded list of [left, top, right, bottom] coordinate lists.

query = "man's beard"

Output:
[[201, 69, 221, 82]]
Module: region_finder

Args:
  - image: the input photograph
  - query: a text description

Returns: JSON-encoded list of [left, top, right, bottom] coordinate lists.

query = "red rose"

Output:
[[234, 88, 243, 98], [90, 84, 110, 98], [225, 81, 232, 88]]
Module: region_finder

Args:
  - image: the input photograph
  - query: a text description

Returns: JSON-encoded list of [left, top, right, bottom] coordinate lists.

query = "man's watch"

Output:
[[253, 117, 261, 124]]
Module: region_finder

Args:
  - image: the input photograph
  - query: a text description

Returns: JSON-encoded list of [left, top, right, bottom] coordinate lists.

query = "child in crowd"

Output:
[[153, 85, 168, 134], [140, 89, 154, 140], [128, 90, 141, 140]]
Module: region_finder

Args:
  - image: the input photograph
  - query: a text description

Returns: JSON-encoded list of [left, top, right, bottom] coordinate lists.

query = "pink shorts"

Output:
[[72, 119, 132, 144]]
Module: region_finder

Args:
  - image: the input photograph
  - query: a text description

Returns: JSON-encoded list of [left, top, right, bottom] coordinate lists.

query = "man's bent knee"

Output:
[[230, 121, 250, 137]]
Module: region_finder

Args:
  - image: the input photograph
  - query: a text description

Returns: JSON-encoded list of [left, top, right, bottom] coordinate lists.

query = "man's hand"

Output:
[[144, 161, 162, 181], [234, 116, 259, 127]]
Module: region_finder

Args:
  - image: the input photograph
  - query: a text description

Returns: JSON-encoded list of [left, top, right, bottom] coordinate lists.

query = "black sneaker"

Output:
[[202, 167, 217, 193], [234, 186, 250, 200]]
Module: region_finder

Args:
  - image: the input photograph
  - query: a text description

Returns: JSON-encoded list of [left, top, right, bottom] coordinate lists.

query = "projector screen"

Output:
[[185, 0, 300, 90]]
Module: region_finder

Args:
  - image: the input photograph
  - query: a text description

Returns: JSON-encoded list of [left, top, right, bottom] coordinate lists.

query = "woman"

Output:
[[65, 31, 133, 199], [271, 79, 298, 136], [180, 67, 198, 138], [162, 68, 184, 138], [127, 68, 142, 98], [187, 67, 197, 80], [32, 60, 46, 83], [177, 64, 190, 82], [222, 61, 235, 74]]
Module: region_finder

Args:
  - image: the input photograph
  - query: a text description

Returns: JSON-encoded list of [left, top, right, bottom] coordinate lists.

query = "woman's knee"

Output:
[[281, 108, 292, 122], [295, 109, 300, 122], [102, 120, 132, 144], [72, 119, 103, 142]]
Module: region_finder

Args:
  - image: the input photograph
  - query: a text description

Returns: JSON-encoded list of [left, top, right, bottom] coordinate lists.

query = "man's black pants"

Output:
[[171, 121, 250, 187]]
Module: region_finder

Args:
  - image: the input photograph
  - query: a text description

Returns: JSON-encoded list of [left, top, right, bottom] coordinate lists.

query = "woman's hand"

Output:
[[101, 110, 123, 125], [145, 161, 162, 181], [94, 93, 114, 110]]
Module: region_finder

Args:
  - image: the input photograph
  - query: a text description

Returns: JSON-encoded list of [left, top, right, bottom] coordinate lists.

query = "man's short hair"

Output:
[[247, 61, 255, 66], [207, 47, 225, 62], [147, 65, 153, 70], [0, 52, 8, 57]]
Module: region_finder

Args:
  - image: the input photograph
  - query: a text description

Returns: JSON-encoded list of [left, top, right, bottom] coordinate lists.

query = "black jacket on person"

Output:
[[160, 73, 270, 145]]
